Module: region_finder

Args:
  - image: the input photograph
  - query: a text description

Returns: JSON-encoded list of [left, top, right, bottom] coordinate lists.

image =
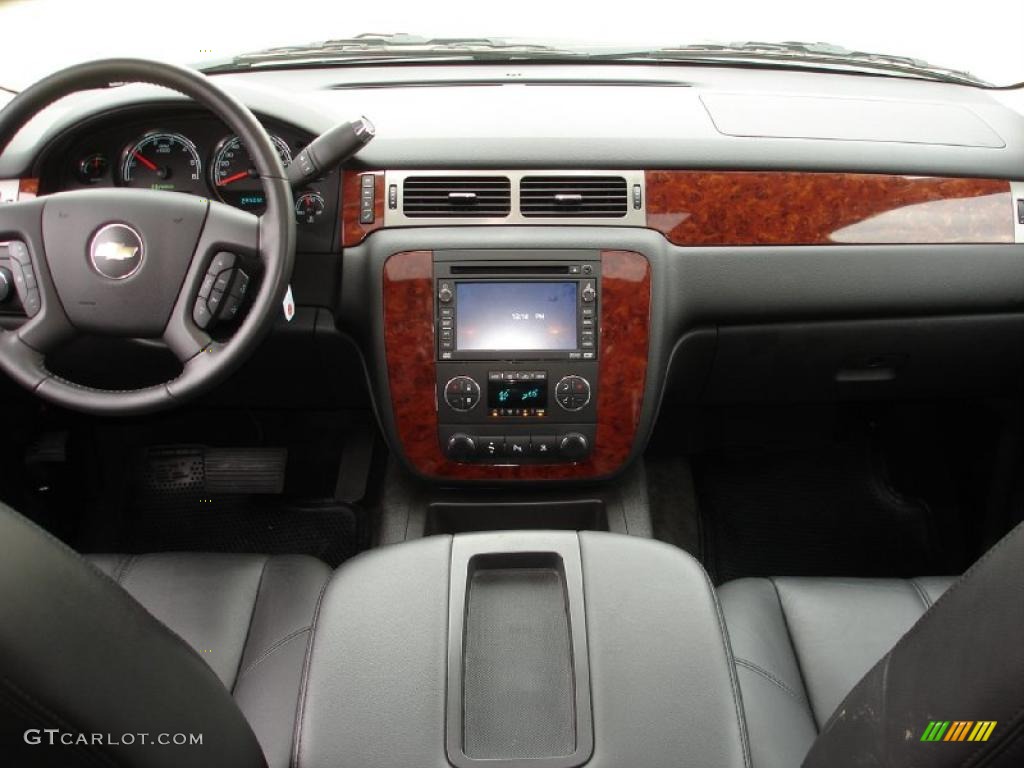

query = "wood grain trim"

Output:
[[17, 178, 39, 199], [382, 250, 651, 481], [340, 170, 385, 247], [646, 171, 1014, 246]]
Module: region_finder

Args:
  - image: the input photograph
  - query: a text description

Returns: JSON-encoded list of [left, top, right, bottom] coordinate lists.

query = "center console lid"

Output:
[[294, 532, 750, 768]]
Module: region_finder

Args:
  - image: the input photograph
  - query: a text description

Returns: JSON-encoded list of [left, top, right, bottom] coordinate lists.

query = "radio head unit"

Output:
[[435, 256, 599, 361]]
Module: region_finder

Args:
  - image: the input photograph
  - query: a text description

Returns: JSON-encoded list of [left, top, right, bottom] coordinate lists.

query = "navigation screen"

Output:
[[455, 282, 578, 351]]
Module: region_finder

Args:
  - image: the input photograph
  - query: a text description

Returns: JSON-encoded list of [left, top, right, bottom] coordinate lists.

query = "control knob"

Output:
[[555, 375, 591, 412], [446, 433, 476, 461], [581, 282, 596, 303], [444, 376, 481, 412], [559, 433, 590, 461]]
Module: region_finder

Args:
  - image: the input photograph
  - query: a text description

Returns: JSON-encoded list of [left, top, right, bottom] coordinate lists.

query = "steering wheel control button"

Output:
[[0, 267, 11, 303], [89, 223, 144, 280], [555, 375, 591, 411], [209, 251, 237, 274], [7, 240, 30, 265], [7, 242, 41, 317], [195, 253, 251, 329], [559, 432, 590, 461], [444, 376, 481, 412]]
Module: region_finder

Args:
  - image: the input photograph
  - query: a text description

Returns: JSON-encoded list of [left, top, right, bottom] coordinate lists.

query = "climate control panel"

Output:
[[437, 361, 598, 464]]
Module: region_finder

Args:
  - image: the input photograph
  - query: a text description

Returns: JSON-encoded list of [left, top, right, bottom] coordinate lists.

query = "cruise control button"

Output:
[[7, 240, 30, 265], [207, 289, 225, 314], [209, 251, 236, 275], [193, 300, 213, 329], [199, 273, 216, 299], [23, 288, 40, 316]]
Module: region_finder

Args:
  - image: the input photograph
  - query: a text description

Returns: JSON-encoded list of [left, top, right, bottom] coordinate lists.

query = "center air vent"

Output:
[[520, 176, 628, 218], [402, 176, 511, 218]]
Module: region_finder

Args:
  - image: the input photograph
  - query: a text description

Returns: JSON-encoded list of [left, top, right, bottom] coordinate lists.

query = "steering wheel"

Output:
[[0, 59, 295, 415]]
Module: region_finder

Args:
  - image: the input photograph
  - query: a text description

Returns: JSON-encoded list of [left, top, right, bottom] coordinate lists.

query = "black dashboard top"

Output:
[[1, 63, 1023, 181]]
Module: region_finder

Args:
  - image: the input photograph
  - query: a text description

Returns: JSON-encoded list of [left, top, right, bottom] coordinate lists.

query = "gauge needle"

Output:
[[217, 170, 250, 187], [132, 150, 159, 172]]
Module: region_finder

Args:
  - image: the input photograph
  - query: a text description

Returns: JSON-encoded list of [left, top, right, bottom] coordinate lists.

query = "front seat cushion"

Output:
[[88, 552, 330, 768], [718, 575, 954, 768]]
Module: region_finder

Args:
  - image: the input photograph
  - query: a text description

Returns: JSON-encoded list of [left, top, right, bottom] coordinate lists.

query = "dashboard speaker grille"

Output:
[[402, 175, 511, 218], [520, 175, 628, 218]]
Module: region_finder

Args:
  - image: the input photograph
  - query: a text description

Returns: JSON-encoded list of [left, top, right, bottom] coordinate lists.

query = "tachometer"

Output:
[[210, 134, 292, 211], [120, 132, 202, 191]]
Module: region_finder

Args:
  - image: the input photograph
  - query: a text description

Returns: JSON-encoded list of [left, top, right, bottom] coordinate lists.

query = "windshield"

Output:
[[0, 0, 1021, 95]]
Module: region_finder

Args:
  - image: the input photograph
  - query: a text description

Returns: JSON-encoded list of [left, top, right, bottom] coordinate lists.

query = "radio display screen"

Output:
[[455, 282, 578, 351]]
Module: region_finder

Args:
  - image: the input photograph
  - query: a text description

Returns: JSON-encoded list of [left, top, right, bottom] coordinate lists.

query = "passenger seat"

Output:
[[718, 523, 1023, 767]]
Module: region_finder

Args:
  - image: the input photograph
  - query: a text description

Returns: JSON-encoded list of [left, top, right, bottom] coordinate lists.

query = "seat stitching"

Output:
[[769, 577, 820, 731], [908, 578, 932, 610], [698, 560, 753, 768], [291, 577, 330, 768], [231, 555, 271, 694], [235, 627, 311, 682], [734, 657, 808, 703], [113, 553, 137, 585]]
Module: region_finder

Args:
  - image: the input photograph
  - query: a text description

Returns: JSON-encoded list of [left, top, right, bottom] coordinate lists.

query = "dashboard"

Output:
[[3, 63, 1024, 482], [35, 107, 340, 253]]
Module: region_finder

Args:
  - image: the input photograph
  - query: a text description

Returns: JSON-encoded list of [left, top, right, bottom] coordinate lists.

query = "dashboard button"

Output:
[[444, 376, 480, 412], [476, 436, 504, 459], [506, 437, 530, 458], [531, 435, 556, 457]]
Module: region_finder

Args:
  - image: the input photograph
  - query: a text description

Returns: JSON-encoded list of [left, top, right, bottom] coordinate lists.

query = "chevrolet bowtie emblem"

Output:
[[94, 242, 139, 261], [89, 223, 145, 279]]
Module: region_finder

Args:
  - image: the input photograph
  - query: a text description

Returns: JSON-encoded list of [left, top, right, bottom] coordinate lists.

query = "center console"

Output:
[[380, 248, 652, 481], [433, 252, 600, 464], [294, 531, 750, 768]]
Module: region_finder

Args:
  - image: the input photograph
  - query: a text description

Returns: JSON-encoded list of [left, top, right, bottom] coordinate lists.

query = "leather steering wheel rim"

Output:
[[0, 58, 295, 415]]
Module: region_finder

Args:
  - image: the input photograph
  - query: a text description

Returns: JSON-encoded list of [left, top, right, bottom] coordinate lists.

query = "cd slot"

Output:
[[450, 264, 571, 276]]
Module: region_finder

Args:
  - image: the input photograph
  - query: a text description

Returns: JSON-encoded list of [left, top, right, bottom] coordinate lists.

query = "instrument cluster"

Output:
[[41, 109, 340, 253]]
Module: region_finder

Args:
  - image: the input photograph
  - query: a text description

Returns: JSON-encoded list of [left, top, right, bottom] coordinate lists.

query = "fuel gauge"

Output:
[[78, 153, 108, 183]]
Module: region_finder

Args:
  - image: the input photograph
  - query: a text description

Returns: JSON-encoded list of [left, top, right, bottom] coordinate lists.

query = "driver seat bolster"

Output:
[[87, 552, 331, 768]]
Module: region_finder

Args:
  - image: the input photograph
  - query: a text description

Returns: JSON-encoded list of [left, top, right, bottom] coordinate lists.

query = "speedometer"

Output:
[[210, 134, 292, 211], [121, 132, 202, 191]]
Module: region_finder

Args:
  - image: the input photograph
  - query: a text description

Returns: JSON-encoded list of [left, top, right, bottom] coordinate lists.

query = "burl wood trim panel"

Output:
[[17, 178, 39, 199], [340, 170, 384, 247], [382, 249, 651, 481], [646, 171, 1013, 246]]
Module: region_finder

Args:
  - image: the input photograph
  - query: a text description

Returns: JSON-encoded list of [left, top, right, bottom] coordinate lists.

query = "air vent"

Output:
[[402, 176, 511, 218], [520, 176, 628, 218]]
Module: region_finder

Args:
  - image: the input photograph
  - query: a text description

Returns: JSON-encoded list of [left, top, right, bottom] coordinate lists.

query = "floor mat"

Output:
[[695, 442, 943, 584]]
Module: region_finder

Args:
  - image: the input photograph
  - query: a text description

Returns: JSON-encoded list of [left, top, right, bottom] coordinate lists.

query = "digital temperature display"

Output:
[[488, 380, 549, 409]]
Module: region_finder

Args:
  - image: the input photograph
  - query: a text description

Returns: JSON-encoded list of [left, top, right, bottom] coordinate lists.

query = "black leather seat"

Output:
[[719, 520, 1024, 767], [0, 503, 329, 768], [87, 552, 330, 768], [719, 575, 955, 768]]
